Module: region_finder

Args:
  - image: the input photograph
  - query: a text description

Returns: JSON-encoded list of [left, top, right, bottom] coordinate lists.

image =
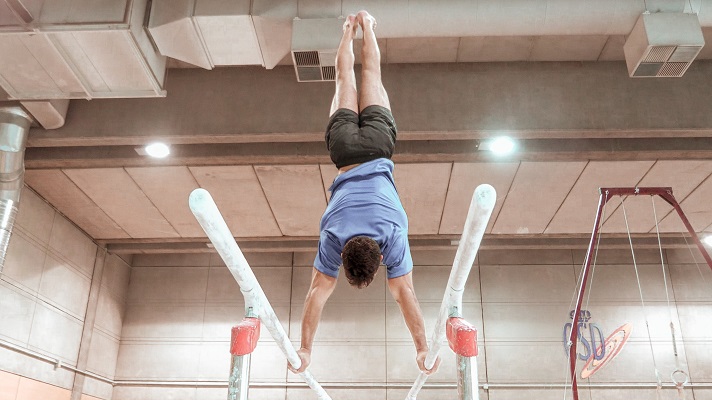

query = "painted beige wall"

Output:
[[0, 186, 131, 400], [114, 247, 712, 400]]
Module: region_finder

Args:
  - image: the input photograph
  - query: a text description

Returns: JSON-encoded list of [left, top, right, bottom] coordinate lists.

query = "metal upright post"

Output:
[[228, 313, 260, 400], [447, 316, 479, 400]]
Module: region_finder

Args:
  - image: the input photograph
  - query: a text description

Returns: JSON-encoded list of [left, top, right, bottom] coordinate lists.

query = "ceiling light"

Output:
[[480, 136, 516, 156], [144, 142, 170, 158], [703, 235, 712, 247]]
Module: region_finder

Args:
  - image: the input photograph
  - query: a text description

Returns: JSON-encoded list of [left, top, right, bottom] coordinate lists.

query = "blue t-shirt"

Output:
[[314, 158, 413, 279]]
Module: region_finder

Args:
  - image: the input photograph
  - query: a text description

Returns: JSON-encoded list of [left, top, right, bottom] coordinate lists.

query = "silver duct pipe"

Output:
[[0, 106, 31, 274]]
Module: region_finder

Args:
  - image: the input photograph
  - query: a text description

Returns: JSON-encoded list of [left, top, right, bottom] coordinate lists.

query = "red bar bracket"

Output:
[[446, 317, 478, 357], [230, 317, 260, 356]]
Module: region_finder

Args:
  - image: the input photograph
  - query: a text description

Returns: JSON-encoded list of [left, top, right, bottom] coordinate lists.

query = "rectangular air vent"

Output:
[[624, 13, 705, 78], [294, 51, 320, 67], [291, 18, 342, 82]]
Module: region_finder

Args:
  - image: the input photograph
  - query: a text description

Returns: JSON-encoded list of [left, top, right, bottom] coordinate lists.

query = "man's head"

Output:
[[342, 236, 381, 289]]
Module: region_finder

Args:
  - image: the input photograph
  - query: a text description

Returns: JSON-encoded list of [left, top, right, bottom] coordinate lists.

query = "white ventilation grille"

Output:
[[624, 13, 705, 79], [294, 51, 319, 66], [291, 19, 342, 83], [633, 45, 702, 77], [292, 50, 337, 82], [642, 46, 675, 63]]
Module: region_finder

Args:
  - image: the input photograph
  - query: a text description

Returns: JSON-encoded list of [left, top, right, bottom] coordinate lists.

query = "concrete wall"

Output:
[[115, 247, 712, 400], [0, 186, 131, 400]]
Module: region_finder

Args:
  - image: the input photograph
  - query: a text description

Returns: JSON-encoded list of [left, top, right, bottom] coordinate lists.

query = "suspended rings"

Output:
[[671, 369, 689, 388]]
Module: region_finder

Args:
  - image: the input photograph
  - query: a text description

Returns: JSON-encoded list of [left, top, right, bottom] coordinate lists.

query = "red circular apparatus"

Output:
[[446, 317, 478, 357], [230, 317, 261, 356]]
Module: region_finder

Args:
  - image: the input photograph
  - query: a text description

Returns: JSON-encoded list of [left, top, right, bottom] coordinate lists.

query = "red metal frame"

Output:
[[568, 187, 712, 400]]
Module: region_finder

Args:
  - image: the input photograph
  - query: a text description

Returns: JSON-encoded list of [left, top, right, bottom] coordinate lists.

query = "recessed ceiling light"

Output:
[[703, 235, 712, 247], [479, 136, 516, 156], [489, 136, 516, 155], [144, 142, 170, 158]]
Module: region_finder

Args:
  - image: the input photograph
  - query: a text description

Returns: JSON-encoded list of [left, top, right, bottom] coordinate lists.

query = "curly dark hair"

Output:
[[342, 236, 381, 289]]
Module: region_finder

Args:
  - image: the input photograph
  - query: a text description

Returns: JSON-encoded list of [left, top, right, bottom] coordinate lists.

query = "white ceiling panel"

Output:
[[530, 35, 609, 61], [393, 163, 452, 235], [598, 35, 626, 61], [439, 162, 519, 235], [24, 169, 129, 240], [254, 165, 326, 236], [392, 0, 477, 37], [658, 174, 712, 233], [0, 3, 23, 26], [189, 166, 281, 237], [63, 168, 178, 238], [458, 36, 534, 62], [492, 161, 587, 234], [603, 161, 712, 234], [125, 166, 204, 238], [472, 1, 548, 36], [294, 0, 341, 19], [539, 0, 636, 36], [546, 161, 654, 234], [386, 37, 459, 64]]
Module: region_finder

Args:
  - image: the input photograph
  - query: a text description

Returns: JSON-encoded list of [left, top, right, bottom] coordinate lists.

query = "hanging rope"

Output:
[[620, 197, 663, 397], [652, 197, 689, 400]]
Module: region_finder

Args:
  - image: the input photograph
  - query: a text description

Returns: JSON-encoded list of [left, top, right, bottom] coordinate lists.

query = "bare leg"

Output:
[[329, 15, 359, 116], [357, 10, 390, 112]]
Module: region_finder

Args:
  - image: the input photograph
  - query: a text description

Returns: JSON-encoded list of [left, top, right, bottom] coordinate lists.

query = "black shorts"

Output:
[[325, 105, 397, 169]]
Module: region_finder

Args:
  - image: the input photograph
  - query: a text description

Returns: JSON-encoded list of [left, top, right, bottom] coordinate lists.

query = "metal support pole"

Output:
[[189, 189, 331, 400], [568, 190, 608, 400], [407, 184, 496, 400], [456, 355, 478, 400], [0, 107, 31, 274], [228, 353, 251, 400]]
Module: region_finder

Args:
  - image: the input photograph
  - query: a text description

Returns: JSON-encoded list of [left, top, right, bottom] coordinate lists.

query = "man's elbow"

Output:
[[391, 285, 417, 305]]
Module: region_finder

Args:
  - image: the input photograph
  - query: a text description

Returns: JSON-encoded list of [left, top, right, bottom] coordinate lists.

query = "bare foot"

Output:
[[343, 14, 358, 35], [357, 10, 376, 30]]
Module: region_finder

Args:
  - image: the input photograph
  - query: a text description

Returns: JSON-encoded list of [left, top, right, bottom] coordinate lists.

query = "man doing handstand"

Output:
[[289, 10, 440, 376]]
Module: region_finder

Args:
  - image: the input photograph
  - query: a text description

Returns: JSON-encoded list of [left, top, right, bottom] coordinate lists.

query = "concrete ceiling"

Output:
[[23, 159, 712, 253], [11, 1, 712, 255]]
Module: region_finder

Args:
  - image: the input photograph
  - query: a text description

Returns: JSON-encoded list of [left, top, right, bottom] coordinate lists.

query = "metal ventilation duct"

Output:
[[0, 106, 31, 274], [291, 18, 341, 82], [624, 13, 705, 78], [0, 0, 166, 100], [147, 0, 292, 70]]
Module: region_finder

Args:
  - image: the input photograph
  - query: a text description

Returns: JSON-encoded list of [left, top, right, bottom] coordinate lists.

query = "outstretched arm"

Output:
[[289, 268, 337, 374], [387, 272, 440, 374]]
